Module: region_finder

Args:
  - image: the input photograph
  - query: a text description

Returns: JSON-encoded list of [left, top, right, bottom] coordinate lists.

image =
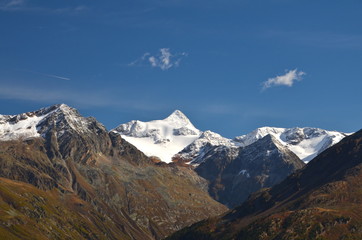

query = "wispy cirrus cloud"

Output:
[[265, 30, 362, 50], [129, 48, 188, 70], [21, 70, 71, 81], [0, 0, 24, 10], [9, 68, 71, 81], [5, 0, 23, 7], [262, 69, 305, 91], [0, 0, 88, 14], [0, 84, 169, 111], [0, 86, 106, 107]]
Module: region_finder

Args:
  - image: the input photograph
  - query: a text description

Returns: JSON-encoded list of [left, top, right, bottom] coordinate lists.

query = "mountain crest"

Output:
[[164, 109, 192, 126], [112, 109, 201, 163], [0, 104, 105, 142], [235, 126, 349, 162]]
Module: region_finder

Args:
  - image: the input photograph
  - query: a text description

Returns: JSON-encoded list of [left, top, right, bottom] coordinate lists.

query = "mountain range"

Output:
[[112, 110, 349, 207], [0, 104, 355, 239], [112, 110, 348, 164], [0, 104, 226, 239], [167, 128, 362, 240]]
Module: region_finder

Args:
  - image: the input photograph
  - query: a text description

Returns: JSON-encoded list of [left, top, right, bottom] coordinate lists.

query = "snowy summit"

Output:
[[234, 127, 350, 162], [112, 110, 202, 163]]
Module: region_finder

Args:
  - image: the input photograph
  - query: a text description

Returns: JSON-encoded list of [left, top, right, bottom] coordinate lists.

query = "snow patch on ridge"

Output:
[[0, 113, 49, 140], [175, 130, 240, 164]]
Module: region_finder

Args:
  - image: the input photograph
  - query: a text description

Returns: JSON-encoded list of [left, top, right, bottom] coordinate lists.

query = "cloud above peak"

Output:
[[262, 69, 305, 91], [129, 48, 187, 70]]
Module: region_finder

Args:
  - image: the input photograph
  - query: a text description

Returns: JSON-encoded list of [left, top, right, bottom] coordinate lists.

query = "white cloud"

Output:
[[129, 48, 187, 70], [262, 69, 305, 90]]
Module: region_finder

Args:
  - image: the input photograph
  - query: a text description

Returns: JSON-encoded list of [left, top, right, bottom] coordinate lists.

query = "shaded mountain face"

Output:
[[167, 129, 362, 240], [195, 135, 305, 208], [0, 104, 227, 240]]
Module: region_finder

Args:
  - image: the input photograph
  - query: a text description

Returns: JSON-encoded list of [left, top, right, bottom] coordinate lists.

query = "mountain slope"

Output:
[[194, 134, 305, 207], [0, 104, 227, 239], [0, 177, 146, 240], [167, 129, 362, 240]]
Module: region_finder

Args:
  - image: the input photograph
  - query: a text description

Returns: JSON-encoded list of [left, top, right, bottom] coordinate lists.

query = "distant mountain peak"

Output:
[[164, 109, 192, 126], [57, 103, 72, 111], [112, 110, 201, 163], [168, 109, 186, 118], [234, 126, 349, 162], [0, 103, 103, 142], [34, 103, 77, 118]]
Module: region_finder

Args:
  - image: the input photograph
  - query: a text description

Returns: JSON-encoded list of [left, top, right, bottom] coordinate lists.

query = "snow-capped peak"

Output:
[[112, 110, 202, 163], [234, 126, 350, 162], [0, 104, 99, 141], [233, 127, 285, 147], [164, 110, 192, 126]]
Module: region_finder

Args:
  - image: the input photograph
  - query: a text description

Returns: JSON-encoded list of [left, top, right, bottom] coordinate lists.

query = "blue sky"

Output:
[[1, 0, 362, 137]]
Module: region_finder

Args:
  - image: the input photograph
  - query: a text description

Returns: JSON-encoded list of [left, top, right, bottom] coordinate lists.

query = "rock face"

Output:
[[0, 104, 227, 240], [195, 134, 305, 207], [167, 129, 362, 240]]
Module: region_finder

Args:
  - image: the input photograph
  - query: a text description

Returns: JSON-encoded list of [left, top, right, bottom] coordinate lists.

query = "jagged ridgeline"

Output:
[[167, 129, 362, 240], [112, 110, 348, 208], [0, 104, 352, 239], [0, 104, 227, 240]]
